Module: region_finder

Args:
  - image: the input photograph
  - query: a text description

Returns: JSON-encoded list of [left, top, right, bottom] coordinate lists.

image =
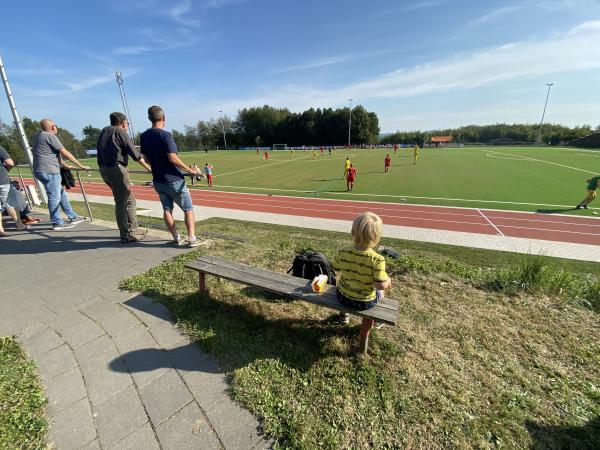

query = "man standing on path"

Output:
[[0, 146, 28, 236], [32, 119, 89, 230], [97, 112, 152, 244], [140, 106, 205, 247]]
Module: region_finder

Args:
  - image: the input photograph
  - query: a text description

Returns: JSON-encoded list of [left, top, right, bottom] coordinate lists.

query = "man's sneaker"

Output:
[[187, 238, 209, 248], [173, 235, 186, 246], [22, 217, 40, 225], [121, 234, 145, 244], [576, 205, 583, 209], [583, 205, 589, 209], [69, 216, 85, 225], [52, 223, 76, 231]]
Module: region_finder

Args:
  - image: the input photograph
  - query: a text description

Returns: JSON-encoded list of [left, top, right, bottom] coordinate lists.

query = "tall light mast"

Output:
[[115, 69, 135, 141]]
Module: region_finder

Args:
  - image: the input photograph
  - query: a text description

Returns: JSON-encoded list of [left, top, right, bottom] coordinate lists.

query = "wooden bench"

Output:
[[185, 255, 398, 353]]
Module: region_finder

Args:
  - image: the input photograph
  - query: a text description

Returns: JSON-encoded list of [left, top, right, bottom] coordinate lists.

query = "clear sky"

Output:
[[1, 0, 600, 137]]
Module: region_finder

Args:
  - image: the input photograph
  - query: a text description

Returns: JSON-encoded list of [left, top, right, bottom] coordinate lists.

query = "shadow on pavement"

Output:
[[525, 416, 600, 450]]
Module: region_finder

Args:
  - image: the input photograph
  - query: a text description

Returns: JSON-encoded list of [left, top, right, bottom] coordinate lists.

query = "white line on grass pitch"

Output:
[[486, 151, 597, 174]]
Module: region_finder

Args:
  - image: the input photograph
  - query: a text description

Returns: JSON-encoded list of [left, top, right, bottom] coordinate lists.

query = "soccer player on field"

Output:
[[384, 154, 391, 173], [576, 174, 600, 209], [413, 144, 420, 165], [343, 157, 351, 179], [346, 163, 357, 191], [320, 146, 324, 155], [264, 150, 269, 160], [394, 144, 398, 154], [312, 148, 317, 160], [290, 147, 295, 157], [256, 147, 259, 156]]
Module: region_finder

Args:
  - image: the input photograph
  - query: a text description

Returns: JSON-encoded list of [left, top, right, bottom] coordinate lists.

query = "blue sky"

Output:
[[1, 0, 600, 138]]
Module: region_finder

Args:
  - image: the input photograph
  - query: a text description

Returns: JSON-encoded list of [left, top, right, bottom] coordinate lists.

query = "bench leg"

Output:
[[199, 272, 207, 293], [358, 318, 375, 354]]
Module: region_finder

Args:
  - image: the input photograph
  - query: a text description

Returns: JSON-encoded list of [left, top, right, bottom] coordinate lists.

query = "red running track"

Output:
[[38, 180, 600, 246]]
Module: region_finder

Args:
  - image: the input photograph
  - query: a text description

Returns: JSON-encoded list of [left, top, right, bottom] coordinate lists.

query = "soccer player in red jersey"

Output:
[[384, 154, 391, 172], [346, 164, 357, 191], [393, 144, 398, 154], [264, 150, 269, 160]]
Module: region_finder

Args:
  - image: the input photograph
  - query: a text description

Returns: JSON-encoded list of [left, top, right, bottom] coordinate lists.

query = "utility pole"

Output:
[[347, 98, 353, 146], [0, 53, 47, 202], [537, 82, 553, 145], [219, 110, 227, 150], [115, 69, 135, 141]]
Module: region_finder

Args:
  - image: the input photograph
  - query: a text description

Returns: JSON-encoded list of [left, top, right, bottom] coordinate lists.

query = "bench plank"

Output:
[[186, 257, 398, 325], [198, 255, 399, 311]]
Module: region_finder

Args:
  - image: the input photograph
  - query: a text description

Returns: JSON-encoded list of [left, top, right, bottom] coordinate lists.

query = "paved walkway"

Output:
[[0, 219, 268, 450], [74, 193, 600, 262]]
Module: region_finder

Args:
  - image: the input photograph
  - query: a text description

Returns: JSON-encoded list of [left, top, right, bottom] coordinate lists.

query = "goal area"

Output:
[[272, 144, 287, 150]]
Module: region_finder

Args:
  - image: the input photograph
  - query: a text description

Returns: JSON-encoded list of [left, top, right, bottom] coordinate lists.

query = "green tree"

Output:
[[81, 125, 101, 150]]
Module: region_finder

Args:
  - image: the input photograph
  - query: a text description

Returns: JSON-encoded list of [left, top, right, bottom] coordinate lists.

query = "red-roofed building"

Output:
[[430, 136, 453, 147]]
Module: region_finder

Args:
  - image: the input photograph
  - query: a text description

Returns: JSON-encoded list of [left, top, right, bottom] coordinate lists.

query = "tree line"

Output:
[[380, 123, 599, 147], [2, 109, 599, 164]]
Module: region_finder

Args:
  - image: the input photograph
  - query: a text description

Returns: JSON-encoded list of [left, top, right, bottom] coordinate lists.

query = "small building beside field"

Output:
[[430, 136, 453, 147]]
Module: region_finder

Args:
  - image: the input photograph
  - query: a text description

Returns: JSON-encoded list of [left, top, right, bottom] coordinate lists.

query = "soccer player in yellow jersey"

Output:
[[413, 144, 420, 165], [312, 149, 317, 160], [332, 212, 391, 325], [343, 157, 351, 179]]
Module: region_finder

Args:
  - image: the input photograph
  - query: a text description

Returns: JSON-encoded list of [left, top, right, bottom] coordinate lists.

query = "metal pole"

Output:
[[219, 110, 227, 150], [0, 53, 47, 202], [347, 98, 353, 146], [75, 170, 94, 222], [115, 69, 135, 141], [537, 83, 553, 145]]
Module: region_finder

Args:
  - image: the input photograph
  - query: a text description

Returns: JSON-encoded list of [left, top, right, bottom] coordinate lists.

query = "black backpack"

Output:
[[288, 251, 336, 285]]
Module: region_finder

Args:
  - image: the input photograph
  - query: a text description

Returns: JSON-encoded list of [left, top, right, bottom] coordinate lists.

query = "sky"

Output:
[[1, 0, 600, 138]]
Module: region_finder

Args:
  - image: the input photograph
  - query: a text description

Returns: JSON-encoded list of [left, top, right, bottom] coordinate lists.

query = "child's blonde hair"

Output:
[[351, 212, 383, 249]]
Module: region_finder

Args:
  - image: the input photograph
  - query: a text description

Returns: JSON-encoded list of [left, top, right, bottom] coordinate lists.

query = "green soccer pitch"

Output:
[[71, 146, 600, 214]]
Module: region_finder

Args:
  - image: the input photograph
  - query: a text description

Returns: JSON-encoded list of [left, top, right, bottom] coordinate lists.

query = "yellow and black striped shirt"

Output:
[[332, 247, 388, 301]]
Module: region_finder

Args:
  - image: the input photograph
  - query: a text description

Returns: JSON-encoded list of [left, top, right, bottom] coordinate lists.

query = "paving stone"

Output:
[[36, 344, 77, 379], [83, 358, 132, 405], [113, 324, 157, 355], [208, 402, 263, 450], [98, 309, 141, 337], [180, 369, 230, 414], [80, 438, 102, 450], [166, 341, 212, 372], [60, 318, 106, 349], [94, 384, 148, 449], [48, 310, 88, 333], [75, 334, 121, 372], [156, 402, 221, 450], [108, 422, 160, 450], [140, 371, 193, 426], [44, 367, 87, 414], [49, 397, 97, 450], [121, 347, 171, 388], [149, 321, 187, 349], [18, 326, 63, 359], [123, 296, 173, 327], [80, 299, 122, 321], [252, 437, 275, 449]]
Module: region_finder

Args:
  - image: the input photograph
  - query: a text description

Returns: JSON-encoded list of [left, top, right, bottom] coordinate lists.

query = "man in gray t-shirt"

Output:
[[0, 146, 27, 235], [32, 118, 90, 230]]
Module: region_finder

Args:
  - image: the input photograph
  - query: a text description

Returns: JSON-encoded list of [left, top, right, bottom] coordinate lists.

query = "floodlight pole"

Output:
[[219, 110, 227, 150], [347, 98, 353, 146], [115, 69, 136, 141], [537, 82, 553, 145], [0, 53, 47, 202]]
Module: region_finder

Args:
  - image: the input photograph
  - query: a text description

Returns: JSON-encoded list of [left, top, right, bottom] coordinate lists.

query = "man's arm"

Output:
[[137, 157, 152, 172], [59, 148, 90, 170], [2, 157, 14, 170], [167, 153, 201, 175]]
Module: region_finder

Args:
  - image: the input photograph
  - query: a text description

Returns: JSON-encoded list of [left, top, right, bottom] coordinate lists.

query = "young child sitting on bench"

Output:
[[332, 212, 391, 324]]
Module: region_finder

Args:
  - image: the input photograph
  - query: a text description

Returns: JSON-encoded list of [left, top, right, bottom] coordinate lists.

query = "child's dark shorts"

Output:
[[336, 289, 381, 311]]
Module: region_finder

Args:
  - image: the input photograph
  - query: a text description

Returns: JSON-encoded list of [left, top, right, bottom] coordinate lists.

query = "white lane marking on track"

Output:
[[477, 209, 504, 236], [485, 151, 597, 174]]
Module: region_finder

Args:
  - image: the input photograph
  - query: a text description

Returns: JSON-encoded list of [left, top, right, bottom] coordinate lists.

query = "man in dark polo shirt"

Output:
[[97, 112, 152, 243], [140, 105, 204, 247]]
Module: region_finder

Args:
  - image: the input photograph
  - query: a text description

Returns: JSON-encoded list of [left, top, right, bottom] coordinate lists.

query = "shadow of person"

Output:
[[525, 416, 600, 450], [536, 208, 577, 214]]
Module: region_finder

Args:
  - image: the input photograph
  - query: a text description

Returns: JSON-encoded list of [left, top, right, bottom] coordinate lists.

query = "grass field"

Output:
[[120, 217, 600, 449], [22, 146, 600, 214]]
